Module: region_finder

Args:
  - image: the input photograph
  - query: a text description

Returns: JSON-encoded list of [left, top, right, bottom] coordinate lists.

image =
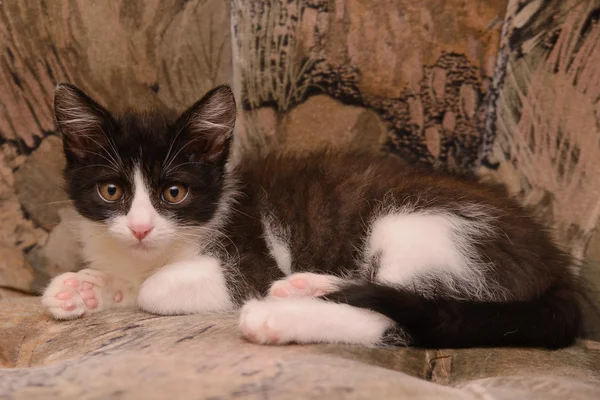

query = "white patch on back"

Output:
[[239, 297, 395, 346], [366, 205, 501, 301], [262, 215, 292, 276], [138, 255, 234, 315]]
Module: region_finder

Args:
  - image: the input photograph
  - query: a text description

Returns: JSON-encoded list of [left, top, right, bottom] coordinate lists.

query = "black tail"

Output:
[[324, 283, 583, 349]]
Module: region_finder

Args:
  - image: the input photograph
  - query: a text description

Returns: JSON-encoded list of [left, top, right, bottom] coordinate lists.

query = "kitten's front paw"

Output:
[[268, 272, 343, 299], [41, 269, 112, 320]]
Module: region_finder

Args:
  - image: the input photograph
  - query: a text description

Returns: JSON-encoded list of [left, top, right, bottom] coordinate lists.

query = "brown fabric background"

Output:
[[0, 0, 599, 309]]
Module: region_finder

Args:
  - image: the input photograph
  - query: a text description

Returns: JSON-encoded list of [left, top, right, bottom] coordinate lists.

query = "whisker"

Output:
[[162, 136, 207, 173], [173, 225, 241, 264], [162, 124, 187, 173], [163, 160, 213, 176], [41, 200, 75, 206], [75, 132, 121, 170], [68, 164, 119, 174], [76, 148, 120, 172]]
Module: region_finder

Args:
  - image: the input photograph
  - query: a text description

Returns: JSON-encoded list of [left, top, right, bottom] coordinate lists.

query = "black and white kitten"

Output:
[[42, 83, 582, 349]]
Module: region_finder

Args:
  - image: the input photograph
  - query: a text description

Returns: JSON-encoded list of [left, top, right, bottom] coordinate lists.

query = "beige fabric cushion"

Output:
[[1, 298, 599, 399]]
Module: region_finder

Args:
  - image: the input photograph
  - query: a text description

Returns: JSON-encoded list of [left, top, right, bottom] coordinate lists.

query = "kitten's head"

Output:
[[54, 83, 237, 257]]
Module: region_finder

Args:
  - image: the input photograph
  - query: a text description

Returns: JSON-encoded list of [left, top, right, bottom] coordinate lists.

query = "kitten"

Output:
[[41, 83, 583, 349]]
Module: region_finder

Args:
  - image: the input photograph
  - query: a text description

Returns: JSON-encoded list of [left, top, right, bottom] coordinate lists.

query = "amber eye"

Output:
[[162, 184, 188, 204], [97, 182, 124, 203]]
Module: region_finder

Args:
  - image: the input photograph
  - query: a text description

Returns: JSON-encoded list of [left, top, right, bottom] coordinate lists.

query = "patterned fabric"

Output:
[[0, 1, 599, 297], [232, 0, 600, 267], [1, 1, 599, 393], [1, 298, 599, 397]]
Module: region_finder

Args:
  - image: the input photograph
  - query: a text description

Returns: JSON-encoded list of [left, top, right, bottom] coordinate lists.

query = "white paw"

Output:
[[137, 257, 234, 315], [268, 272, 344, 298], [239, 299, 297, 345], [41, 269, 117, 320], [239, 297, 394, 347]]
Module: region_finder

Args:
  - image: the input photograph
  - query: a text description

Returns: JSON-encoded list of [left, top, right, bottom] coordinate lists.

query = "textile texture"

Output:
[[0, 1, 599, 398]]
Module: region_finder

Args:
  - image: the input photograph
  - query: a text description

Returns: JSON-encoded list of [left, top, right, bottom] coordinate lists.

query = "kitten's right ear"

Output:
[[176, 85, 237, 163], [54, 83, 114, 162]]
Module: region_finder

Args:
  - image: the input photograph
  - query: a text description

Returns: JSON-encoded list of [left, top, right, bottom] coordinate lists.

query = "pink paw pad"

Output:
[[114, 291, 123, 303], [266, 326, 280, 344], [80, 290, 95, 300], [79, 285, 98, 309], [62, 300, 76, 311], [290, 278, 307, 289], [56, 291, 72, 300], [272, 287, 290, 297], [84, 298, 98, 309], [63, 278, 80, 288], [268, 273, 341, 299]]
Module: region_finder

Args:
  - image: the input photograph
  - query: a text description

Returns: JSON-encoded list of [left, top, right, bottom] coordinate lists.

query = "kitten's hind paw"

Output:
[[239, 299, 288, 344], [41, 269, 109, 320], [268, 272, 344, 299]]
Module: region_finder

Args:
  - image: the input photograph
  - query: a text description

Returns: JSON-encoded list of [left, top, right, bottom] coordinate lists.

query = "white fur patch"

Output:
[[262, 216, 292, 275], [366, 205, 501, 300], [239, 297, 394, 345], [70, 164, 209, 302], [138, 255, 234, 315], [127, 168, 156, 229], [54, 164, 240, 321], [75, 217, 199, 289]]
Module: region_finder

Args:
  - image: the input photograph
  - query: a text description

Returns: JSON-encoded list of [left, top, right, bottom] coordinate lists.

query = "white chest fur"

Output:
[[76, 217, 200, 285]]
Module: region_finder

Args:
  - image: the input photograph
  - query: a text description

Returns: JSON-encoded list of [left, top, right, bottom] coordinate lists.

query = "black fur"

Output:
[[324, 281, 582, 349], [224, 151, 584, 348], [56, 83, 233, 225]]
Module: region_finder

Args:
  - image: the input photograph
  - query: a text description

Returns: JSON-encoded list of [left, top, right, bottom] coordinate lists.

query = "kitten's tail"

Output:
[[323, 282, 583, 349]]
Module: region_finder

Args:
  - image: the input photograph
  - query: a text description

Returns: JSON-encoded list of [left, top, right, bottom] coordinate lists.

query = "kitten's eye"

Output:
[[162, 184, 188, 204], [97, 182, 124, 203]]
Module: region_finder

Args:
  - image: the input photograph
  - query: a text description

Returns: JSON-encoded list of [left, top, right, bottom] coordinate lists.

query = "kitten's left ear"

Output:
[[177, 85, 237, 163]]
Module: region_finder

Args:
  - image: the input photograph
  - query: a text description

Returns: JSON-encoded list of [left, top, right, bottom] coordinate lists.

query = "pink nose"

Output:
[[128, 224, 153, 240]]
